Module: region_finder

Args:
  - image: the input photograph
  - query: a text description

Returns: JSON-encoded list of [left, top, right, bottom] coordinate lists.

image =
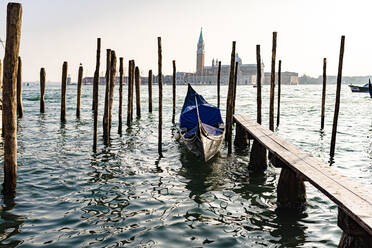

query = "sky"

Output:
[[1, 0, 372, 82]]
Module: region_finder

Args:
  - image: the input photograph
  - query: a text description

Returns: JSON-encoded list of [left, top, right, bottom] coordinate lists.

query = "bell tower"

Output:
[[196, 28, 205, 75]]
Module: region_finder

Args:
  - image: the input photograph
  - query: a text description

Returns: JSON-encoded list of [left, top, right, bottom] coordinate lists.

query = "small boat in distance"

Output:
[[348, 81, 370, 92], [177, 84, 225, 162], [369, 81, 372, 98]]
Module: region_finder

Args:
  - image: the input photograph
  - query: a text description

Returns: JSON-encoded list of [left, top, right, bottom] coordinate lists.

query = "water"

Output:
[[0, 83, 370, 247]]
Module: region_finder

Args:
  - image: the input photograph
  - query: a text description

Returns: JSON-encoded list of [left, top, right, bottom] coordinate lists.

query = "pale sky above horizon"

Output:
[[1, 0, 372, 82]]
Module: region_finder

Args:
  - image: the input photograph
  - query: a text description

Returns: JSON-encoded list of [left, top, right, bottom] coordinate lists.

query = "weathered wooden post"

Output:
[[16, 56, 23, 118], [0, 59, 2, 138], [103, 49, 111, 144], [234, 122, 249, 148], [276, 60, 281, 128], [148, 70, 153, 113], [337, 207, 372, 247], [92, 38, 101, 112], [269, 32, 277, 132], [217, 61, 221, 109], [158, 37, 163, 157], [2, 2, 22, 196], [118, 57, 123, 135], [127, 60, 134, 126], [321, 58, 327, 130], [135, 66, 141, 118], [93, 38, 101, 152], [330, 36, 345, 159], [232, 61, 238, 115], [61, 61, 68, 122], [127, 61, 132, 126], [40, 68, 45, 113], [130, 61, 135, 122], [108, 50, 116, 137], [76, 64, 83, 118], [0, 59, 2, 91], [225, 41, 236, 155], [256, 45, 262, 124], [248, 44, 267, 172], [172, 60, 176, 124], [277, 163, 306, 212]]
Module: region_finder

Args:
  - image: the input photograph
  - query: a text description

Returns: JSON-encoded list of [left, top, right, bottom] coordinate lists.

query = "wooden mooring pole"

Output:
[[118, 57, 123, 135], [40, 68, 45, 113], [225, 41, 236, 155], [1, 59, 2, 138], [130, 61, 135, 122], [158, 37, 163, 157], [108, 50, 116, 138], [92, 38, 101, 112], [247, 44, 267, 173], [93, 38, 101, 152], [61, 61, 68, 122], [0, 59, 2, 91], [127, 60, 133, 126], [232, 61, 238, 115], [321, 58, 327, 130], [276, 60, 281, 128], [172, 60, 176, 124], [217, 61, 221, 109], [16, 56, 23, 118], [103, 49, 111, 143], [269, 32, 277, 132], [76, 64, 83, 118], [135, 66, 141, 118], [256, 45, 262, 124], [2, 2, 22, 196], [330, 36, 345, 159], [148, 70, 153, 113]]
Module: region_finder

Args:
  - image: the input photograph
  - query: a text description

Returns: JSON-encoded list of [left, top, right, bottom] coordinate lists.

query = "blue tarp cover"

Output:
[[180, 84, 223, 130], [184, 122, 224, 138]]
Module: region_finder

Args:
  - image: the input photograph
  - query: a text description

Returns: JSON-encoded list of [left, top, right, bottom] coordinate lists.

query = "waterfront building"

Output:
[[264, 71, 299, 85], [83, 29, 298, 86]]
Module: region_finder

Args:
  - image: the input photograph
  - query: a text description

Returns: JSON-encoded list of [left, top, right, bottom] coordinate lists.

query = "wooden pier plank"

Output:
[[234, 114, 372, 236]]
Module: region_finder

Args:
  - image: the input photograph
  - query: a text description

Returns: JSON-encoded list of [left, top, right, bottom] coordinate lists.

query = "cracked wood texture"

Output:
[[3, 3, 22, 196]]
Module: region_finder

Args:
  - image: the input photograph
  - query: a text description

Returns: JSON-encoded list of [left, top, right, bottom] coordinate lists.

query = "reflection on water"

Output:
[[0, 84, 369, 247], [0, 197, 25, 247]]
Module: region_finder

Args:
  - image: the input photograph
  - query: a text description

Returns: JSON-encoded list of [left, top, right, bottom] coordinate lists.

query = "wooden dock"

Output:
[[234, 114, 372, 246]]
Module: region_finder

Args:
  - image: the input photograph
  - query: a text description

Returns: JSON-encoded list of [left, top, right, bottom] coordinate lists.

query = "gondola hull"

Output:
[[178, 84, 225, 162], [180, 126, 224, 162]]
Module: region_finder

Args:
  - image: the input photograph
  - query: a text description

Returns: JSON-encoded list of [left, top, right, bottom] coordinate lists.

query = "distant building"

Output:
[[83, 29, 298, 86], [264, 71, 299, 85], [82, 76, 148, 85]]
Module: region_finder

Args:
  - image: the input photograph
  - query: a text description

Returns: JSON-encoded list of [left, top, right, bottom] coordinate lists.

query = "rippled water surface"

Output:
[[0, 83, 370, 247]]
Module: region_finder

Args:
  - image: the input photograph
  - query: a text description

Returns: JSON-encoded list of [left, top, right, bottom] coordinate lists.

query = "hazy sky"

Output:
[[1, 0, 372, 82]]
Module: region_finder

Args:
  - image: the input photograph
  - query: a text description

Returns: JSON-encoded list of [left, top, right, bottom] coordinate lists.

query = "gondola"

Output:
[[177, 84, 224, 162], [369, 81, 372, 98]]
